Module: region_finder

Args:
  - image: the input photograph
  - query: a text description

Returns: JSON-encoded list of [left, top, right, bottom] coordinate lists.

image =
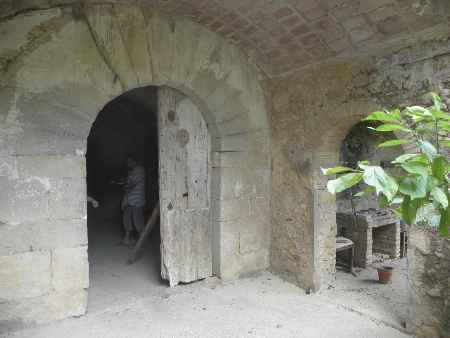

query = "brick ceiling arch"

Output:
[[1, 0, 449, 76]]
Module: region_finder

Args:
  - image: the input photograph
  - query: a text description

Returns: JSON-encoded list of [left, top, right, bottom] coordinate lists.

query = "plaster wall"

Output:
[[0, 4, 271, 329], [267, 38, 450, 291]]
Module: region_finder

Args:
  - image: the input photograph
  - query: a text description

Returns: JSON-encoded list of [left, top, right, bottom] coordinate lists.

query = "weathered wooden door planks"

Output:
[[158, 87, 212, 286]]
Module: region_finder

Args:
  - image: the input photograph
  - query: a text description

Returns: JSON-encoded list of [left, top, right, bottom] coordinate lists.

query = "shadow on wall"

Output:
[[337, 121, 403, 218]]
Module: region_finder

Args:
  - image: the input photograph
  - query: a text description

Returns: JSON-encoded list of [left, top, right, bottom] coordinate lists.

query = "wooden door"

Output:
[[158, 87, 212, 286]]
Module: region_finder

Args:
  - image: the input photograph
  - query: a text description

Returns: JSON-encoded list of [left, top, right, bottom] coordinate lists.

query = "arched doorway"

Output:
[[0, 4, 271, 325], [332, 121, 409, 328], [86, 85, 212, 310]]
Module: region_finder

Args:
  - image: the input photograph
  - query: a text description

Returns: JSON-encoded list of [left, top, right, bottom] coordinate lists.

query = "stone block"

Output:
[[0, 177, 49, 224], [51, 247, 89, 292], [0, 219, 87, 256], [0, 156, 17, 178], [219, 253, 241, 281], [0, 289, 87, 332], [213, 167, 253, 200], [239, 224, 263, 254], [219, 220, 240, 257], [212, 198, 249, 222], [0, 251, 51, 301], [48, 178, 86, 219], [238, 249, 270, 275], [16, 155, 86, 179]]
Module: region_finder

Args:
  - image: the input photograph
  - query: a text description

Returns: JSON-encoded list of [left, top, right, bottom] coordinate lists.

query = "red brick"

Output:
[[300, 33, 321, 46], [196, 15, 215, 26], [302, 5, 327, 21], [232, 17, 250, 30], [271, 25, 288, 35], [326, 37, 352, 53], [266, 49, 282, 59], [242, 25, 259, 36], [209, 20, 224, 31], [292, 0, 319, 12], [280, 15, 304, 28], [221, 12, 239, 23], [313, 16, 337, 31], [273, 6, 294, 19], [217, 25, 235, 36], [305, 44, 332, 59], [229, 33, 240, 43], [190, 0, 209, 9], [291, 24, 310, 36], [248, 11, 268, 25], [278, 35, 293, 45]]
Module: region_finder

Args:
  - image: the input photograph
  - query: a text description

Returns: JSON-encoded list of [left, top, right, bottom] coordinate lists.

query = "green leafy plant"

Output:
[[322, 93, 450, 236]]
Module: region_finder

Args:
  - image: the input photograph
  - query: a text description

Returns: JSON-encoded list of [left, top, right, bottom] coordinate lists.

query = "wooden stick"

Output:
[[127, 201, 160, 265]]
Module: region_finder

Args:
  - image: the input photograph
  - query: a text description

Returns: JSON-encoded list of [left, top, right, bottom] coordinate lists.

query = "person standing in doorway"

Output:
[[121, 157, 146, 245]]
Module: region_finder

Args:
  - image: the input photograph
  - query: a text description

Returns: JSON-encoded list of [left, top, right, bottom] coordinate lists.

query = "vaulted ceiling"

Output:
[[1, 0, 449, 76]]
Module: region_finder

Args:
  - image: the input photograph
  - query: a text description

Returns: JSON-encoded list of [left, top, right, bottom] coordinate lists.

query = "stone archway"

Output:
[[0, 4, 270, 326]]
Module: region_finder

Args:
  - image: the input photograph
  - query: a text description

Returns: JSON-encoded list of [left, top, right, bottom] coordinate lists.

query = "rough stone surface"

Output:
[[408, 228, 450, 338], [266, 38, 450, 291], [0, 251, 51, 301], [51, 246, 89, 292], [0, 219, 87, 256], [0, 3, 270, 327]]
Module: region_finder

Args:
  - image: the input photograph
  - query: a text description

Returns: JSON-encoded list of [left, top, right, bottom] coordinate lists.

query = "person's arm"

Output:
[[87, 196, 99, 208]]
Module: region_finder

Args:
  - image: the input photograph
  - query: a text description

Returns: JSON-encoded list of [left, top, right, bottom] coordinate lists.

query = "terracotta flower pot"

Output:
[[377, 266, 393, 284]]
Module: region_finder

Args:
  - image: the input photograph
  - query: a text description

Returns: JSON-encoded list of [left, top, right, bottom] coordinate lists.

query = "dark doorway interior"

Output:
[[86, 86, 164, 311]]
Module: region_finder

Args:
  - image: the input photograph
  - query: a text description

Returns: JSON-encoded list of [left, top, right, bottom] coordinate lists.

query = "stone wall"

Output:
[[0, 4, 271, 328], [408, 228, 450, 338], [267, 37, 450, 290], [267, 60, 377, 290]]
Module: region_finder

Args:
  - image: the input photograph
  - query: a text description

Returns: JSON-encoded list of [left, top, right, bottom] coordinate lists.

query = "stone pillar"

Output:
[[408, 227, 450, 338], [312, 152, 339, 290]]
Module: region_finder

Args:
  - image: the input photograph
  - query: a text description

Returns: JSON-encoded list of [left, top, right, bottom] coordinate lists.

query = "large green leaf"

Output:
[[398, 176, 427, 200], [431, 156, 448, 181], [327, 173, 363, 194], [321, 166, 356, 175], [419, 140, 437, 161], [363, 111, 401, 123], [430, 92, 443, 111], [401, 196, 423, 225], [400, 161, 429, 177], [361, 165, 398, 201], [437, 121, 450, 131], [426, 176, 439, 192], [406, 106, 432, 116], [354, 186, 376, 197], [391, 153, 420, 164], [377, 139, 410, 148], [431, 187, 448, 209], [378, 194, 389, 208], [372, 124, 410, 132]]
